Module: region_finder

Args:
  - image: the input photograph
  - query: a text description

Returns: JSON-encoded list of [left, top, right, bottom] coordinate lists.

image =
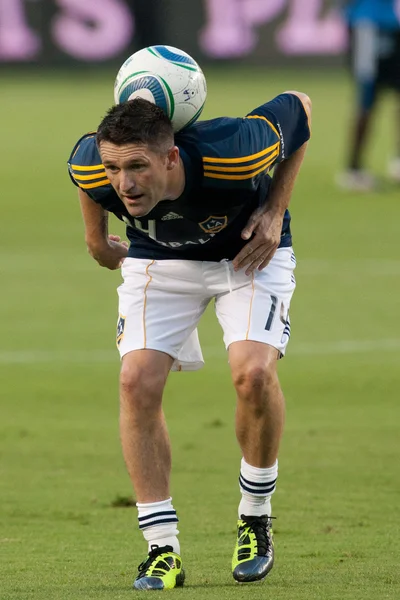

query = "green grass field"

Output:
[[1, 67, 399, 599]]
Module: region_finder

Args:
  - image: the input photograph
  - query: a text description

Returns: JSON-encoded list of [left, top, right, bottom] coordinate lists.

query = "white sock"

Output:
[[136, 497, 180, 555], [238, 458, 278, 518]]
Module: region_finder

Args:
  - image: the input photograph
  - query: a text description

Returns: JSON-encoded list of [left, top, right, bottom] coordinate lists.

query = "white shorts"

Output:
[[116, 247, 296, 371]]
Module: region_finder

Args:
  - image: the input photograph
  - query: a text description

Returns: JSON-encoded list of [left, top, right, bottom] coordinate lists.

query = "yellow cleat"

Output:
[[133, 545, 185, 590], [232, 515, 275, 583]]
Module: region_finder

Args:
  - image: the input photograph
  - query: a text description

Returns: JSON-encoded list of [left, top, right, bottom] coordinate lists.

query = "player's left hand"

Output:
[[233, 208, 283, 275], [108, 234, 129, 268], [108, 234, 129, 249]]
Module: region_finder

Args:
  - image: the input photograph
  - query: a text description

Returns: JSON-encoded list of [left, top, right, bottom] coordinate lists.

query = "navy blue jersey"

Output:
[[68, 93, 310, 261]]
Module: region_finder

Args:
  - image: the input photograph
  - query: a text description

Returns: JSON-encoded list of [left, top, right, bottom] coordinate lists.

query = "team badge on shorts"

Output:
[[199, 215, 228, 234], [116, 314, 126, 347]]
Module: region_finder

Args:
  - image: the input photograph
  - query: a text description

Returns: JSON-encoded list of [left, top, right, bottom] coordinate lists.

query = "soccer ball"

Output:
[[114, 45, 207, 132]]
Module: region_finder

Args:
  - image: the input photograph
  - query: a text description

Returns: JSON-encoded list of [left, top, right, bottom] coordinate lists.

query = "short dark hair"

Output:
[[96, 98, 174, 153]]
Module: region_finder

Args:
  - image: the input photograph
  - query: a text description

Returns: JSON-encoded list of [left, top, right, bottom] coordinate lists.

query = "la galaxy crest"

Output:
[[116, 314, 126, 347], [199, 215, 228, 234]]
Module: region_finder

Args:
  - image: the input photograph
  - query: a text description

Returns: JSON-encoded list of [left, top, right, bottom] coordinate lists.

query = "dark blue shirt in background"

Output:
[[344, 0, 400, 30]]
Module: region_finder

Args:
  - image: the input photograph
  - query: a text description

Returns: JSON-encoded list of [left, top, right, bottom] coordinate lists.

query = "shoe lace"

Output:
[[242, 515, 276, 556], [137, 544, 173, 574]]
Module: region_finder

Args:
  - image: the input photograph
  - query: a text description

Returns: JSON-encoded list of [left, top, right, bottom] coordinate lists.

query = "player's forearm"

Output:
[[78, 188, 110, 255], [85, 218, 109, 254], [85, 219, 117, 267], [267, 142, 308, 218]]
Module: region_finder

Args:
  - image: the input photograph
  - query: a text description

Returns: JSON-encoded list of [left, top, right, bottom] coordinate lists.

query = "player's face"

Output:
[[100, 142, 179, 217]]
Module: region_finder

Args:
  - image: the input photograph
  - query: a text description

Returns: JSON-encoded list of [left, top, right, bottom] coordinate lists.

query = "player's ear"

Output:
[[166, 146, 180, 170]]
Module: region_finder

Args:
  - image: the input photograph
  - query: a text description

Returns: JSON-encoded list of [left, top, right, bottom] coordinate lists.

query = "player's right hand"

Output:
[[89, 234, 129, 270]]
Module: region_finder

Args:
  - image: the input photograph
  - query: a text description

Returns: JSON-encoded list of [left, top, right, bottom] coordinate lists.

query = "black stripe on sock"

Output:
[[139, 517, 179, 530], [138, 510, 177, 522], [240, 474, 277, 488], [239, 476, 276, 495]]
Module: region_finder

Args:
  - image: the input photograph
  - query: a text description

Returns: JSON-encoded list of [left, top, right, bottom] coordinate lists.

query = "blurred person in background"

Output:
[[68, 92, 311, 590], [337, 0, 400, 191]]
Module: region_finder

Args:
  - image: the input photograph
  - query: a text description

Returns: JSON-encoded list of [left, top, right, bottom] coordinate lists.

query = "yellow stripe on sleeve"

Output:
[[204, 155, 276, 180], [79, 179, 110, 189], [73, 172, 107, 181], [71, 144, 81, 160], [203, 141, 279, 165], [245, 115, 280, 139], [71, 163, 105, 171], [203, 149, 279, 173]]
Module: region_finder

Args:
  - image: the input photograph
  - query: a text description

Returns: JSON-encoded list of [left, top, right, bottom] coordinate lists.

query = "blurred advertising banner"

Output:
[[0, 0, 347, 65]]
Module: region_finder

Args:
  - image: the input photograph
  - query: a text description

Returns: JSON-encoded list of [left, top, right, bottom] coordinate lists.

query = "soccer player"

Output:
[[337, 0, 400, 191], [68, 92, 311, 589]]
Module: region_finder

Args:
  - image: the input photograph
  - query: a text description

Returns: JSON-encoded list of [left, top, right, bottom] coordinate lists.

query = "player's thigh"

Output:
[[377, 30, 400, 91], [349, 23, 380, 109], [350, 22, 379, 81], [215, 247, 296, 356], [117, 258, 208, 361]]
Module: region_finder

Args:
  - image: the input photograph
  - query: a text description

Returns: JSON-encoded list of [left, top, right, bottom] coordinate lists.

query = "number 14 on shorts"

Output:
[[265, 295, 289, 332]]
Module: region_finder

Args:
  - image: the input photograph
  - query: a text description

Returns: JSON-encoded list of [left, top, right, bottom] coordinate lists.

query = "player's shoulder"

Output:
[[68, 131, 99, 166], [68, 132, 110, 191], [177, 112, 280, 187], [177, 116, 240, 147], [180, 113, 279, 152]]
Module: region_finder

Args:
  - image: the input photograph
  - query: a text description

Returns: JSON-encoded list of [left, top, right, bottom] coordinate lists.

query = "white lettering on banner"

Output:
[[0, 0, 41, 60], [243, 0, 287, 25], [0, 0, 352, 63], [52, 0, 134, 60], [199, 0, 257, 57], [277, 0, 347, 55], [200, 0, 347, 58]]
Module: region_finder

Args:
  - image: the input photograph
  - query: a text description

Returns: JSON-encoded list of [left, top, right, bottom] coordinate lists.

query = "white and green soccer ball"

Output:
[[114, 45, 207, 132]]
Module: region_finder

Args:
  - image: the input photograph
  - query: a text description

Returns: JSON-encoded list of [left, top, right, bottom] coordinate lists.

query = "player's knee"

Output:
[[233, 359, 277, 404], [119, 361, 165, 412]]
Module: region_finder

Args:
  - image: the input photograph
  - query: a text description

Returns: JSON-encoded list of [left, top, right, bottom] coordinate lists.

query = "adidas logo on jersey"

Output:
[[161, 212, 183, 221]]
